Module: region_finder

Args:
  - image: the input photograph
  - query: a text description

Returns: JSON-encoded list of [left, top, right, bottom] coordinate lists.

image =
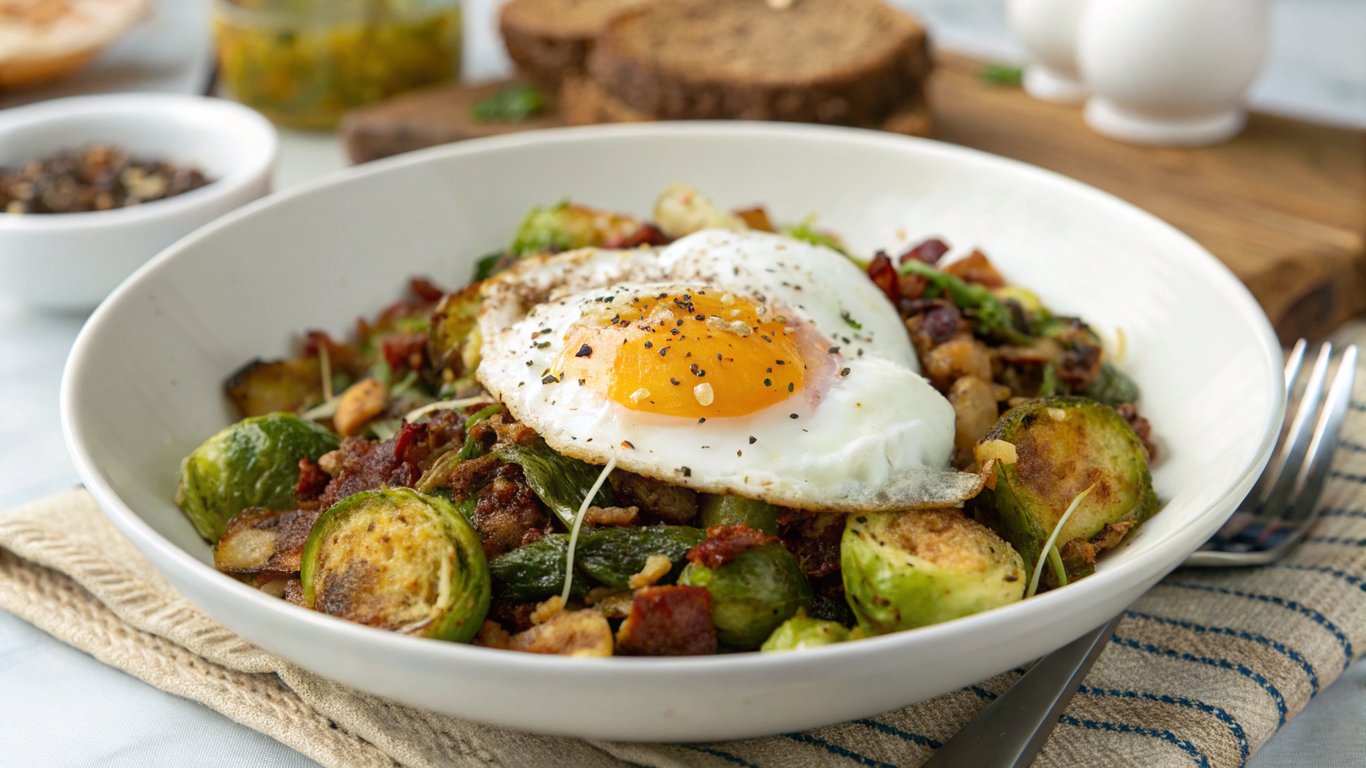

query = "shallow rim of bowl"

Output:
[[62, 121, 1284, 677], [0, 93, 276, 231]]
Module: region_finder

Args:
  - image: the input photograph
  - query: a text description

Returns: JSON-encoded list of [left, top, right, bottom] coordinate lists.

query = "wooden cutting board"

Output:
[[341, 53, 1366, 342], [930, 53, 1366, 344]]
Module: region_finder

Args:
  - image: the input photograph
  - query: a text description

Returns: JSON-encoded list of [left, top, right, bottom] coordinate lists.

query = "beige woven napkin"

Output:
[[2, 331, 1363, 768]]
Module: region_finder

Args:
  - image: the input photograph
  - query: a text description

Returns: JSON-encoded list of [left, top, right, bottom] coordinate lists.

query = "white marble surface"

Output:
[[1, 0, 1363, 764]]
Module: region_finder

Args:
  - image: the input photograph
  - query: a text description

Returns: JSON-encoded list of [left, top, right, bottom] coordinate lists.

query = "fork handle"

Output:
[[922, 614, 1122, 768]]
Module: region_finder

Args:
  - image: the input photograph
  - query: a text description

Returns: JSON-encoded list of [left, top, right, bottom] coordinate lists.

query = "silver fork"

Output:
[[925, 339, 1359, 768]]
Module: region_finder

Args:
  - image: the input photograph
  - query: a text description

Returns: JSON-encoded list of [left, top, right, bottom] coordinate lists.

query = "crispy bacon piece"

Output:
[[616, 585, 717, 656], [408, 276, 445, 303], [777, 511, 844, 581], [898, 237, 950, 266], [687, 524, 779, 569], [316, 412, 463, 509], [1116, 403, 1158, 460], [382, 332, 428, 373], [474, 463, 551, 558], [942, 249, 1005, 288], [215, 507, 323, 575], [295, 456, 329, 502], [604, 223, 671, 249]]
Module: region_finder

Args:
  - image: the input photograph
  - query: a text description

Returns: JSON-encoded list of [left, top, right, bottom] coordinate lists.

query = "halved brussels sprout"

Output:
[[300, 488, 490, 642], [508, 201, 649, 257], [973, 397, 1158, 585], [225, 357, 324, 418], [842, 509, 1025, 634], [176, 413, 340, 543], [698, 494, 779, 534], [679, 542, 812, 650], [761, 614, 851, 652], [428, 283, 482, 378], [576, 525, 705, 590]]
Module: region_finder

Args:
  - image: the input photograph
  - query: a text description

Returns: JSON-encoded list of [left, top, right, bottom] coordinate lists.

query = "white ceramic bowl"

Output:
[[62, 123, 1282, 742], [0, 93, 276, 310]]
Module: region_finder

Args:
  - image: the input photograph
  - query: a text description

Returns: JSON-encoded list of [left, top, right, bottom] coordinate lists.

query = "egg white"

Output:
[[475, 231, 982, 511]]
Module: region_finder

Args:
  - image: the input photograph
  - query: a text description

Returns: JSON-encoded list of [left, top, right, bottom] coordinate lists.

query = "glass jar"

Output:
[[213, 0, 462, 130]]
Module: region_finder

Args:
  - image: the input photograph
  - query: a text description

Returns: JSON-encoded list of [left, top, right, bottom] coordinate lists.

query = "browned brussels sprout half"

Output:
[[698, 494, 780, 534], [176, 413, 339, 543], [679, 542, 812, 650], [761, 615, 851, 652], [842, 510, 1025, 634], [300, 488, 490, 642], [428, 282, 481, 378], [973, 397, 1159, 586]]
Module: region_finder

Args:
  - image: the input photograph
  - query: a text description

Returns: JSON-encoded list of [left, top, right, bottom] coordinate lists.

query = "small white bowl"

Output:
[[0, 94, 276, 311]]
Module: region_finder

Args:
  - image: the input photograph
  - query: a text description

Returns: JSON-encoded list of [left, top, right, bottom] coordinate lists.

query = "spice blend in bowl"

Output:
[[1, 144, 212, 215]]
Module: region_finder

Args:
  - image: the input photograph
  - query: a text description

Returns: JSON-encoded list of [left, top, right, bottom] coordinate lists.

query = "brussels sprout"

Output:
[[489, 534, 583, 601], [1084, 362, 1140, 406], [300, 488, 490, 642], [679, 542, 812, 650], [495, 437, 614, 528], [225, 357, 324, 418], [428, 283, 482, 378], [698, 494, 779, 534], [508, 201, 648, 257], [760, 615, 851, 652], [214, 506, 322, 576], [176, 413, 340, 543], [576, 525, 706, 590], [842, 509, 1025, 634], [973, 397, 1158, 586]]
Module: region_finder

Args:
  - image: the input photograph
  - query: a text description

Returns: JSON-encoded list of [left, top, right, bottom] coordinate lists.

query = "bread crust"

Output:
[[587, 0, 932, 125], [561, 74, 932, 137], [499, 0, 650, 89]]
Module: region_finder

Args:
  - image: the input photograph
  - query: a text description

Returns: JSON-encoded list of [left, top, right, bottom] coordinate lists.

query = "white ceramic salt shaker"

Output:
[[1077, 0, 1270, 146], [1006, 0, 1092, 104]]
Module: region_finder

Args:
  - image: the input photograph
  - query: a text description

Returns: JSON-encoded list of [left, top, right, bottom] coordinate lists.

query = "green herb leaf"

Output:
[[980, 64, 1024, 87], [471, 84, 546, 122], [780, 215, 849, 256], [473, 251, 504, 281]]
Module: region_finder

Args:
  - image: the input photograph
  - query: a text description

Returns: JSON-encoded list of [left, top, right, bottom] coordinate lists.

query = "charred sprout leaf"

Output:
[[761, 615, 851, 652], [225, 357, 324, 418], [428, 282, 482, 378], [972, 397, 1159, 587], [473, 251, 504, 281], [899, 260, 1028, 342], [576, 525, 706, 590], [842, 509, 1025, 634], [780, 215, 849, 256], [300, 488, 490, 642], [488, 534, 585, 601], [176, 414, 339, 543], [698, 494, 779, 534], [495, 437, 614, 528], [1084, 362, 1141, 405], [679, 542, 812, 650], [470, 83, 546, 122], [980, 64, 1024, 86]]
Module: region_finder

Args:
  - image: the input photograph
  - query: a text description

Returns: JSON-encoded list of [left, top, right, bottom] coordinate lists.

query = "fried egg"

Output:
[[476, 229, 982, 511]]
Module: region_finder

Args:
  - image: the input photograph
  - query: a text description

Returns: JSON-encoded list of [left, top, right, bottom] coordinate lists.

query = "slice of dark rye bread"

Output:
[[561, 73, 932, 136], [499, 0, 653, 89], [585, 0, 932, 125]]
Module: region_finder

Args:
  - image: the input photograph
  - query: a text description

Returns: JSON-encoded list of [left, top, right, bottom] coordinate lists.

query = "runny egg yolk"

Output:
[[556, 290, 805, 418]]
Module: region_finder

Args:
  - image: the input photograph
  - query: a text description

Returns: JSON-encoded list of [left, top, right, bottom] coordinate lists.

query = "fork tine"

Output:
[[1254, 342, 1335, 524], [1245, 339, 1309, 505], [1284, 344, 1358, 523]]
